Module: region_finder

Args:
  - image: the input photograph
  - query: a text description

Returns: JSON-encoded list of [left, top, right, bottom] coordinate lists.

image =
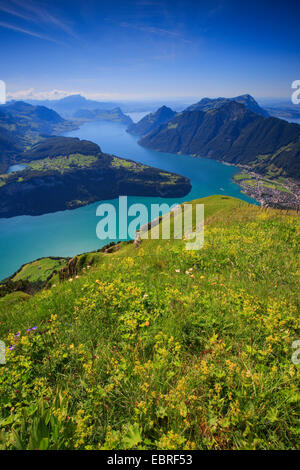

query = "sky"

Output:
[[0, 0, 300, 101]]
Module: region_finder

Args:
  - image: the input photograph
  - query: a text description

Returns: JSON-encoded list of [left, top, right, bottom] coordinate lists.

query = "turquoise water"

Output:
[[0, 121, 255, 280]]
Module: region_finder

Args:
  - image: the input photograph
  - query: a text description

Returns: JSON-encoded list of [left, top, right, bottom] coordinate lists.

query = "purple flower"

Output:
[[9, 345, 15, 350], [31, 327, 37, 330], [14, 332, 20, 337], [26, 329, 31, 333]]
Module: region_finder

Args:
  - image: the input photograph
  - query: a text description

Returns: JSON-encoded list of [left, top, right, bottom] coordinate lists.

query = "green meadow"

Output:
[[0, 196, 299, 450]]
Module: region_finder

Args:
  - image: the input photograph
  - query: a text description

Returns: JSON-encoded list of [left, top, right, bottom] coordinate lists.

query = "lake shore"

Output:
[[0, 120, 256, 281]]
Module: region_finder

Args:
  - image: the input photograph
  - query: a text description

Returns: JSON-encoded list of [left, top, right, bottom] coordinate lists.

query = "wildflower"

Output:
[[69, 278, 73, 282], [143, 294, 148, 299], [31, 326, 37, 330], [14, 332, 20, 337], [9, 345, 15, 350], [145, 321, 150, 327], [70, 344, 74, 349], [175, 269, 180, 273]]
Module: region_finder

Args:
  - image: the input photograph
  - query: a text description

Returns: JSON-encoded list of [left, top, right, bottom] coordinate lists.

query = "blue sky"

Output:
[[0, 0, 299, 101]]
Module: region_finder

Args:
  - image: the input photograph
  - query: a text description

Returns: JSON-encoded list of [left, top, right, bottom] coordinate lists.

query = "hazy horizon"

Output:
[[1, 0, 300, 102]]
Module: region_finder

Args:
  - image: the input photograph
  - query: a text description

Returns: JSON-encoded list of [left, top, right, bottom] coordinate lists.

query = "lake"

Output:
[[0, 120, 255, 281]]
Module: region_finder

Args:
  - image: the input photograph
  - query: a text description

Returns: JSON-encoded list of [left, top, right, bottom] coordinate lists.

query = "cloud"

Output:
[[7, 88, 79, 101], [0, 20, 67, 44], [0, 3, 34, 22], [119, 21, 192, 44], [152, 52, 176, 60], [0, 0, 76, 38], [120, 21, 180, 38], [7, 88, 179, 102]]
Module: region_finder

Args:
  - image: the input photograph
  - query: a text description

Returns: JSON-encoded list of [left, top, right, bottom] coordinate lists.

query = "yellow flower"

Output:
[[69, 344, 74, 349]]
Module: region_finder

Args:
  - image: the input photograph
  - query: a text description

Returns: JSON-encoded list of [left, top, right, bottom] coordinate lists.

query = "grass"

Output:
[[234, 172, 292, 193], [167, 123, 178, 129], [111, 157, 135, 169], [26, 154, 98, 173], [261, 181, 291, 193], [242, 179, 257, 187], [12, 258, 68, 283], [0, 291, 31, 307], [233, 172, 249, 181], [0, 195, 299, 450]]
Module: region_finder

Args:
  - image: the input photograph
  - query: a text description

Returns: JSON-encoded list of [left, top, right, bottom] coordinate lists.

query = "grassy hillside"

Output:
[[12, 258, 68, 284], [0, 196, 299, 450]]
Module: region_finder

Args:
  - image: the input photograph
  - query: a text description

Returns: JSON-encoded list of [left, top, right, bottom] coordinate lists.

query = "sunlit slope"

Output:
[[0, 195, 299, 450]]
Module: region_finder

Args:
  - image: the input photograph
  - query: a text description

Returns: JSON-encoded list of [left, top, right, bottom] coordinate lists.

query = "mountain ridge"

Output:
[[0, 101, 75, 172], [186, 94, 269, 117], [139, 101, 300, 179], [26, 94, 119, 117], [127, 105, 176, 136]]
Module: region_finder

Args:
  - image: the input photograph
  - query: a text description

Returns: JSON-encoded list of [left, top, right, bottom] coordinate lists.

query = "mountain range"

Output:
[[26, 94, 119, 117], [137, 97, 300, 179]]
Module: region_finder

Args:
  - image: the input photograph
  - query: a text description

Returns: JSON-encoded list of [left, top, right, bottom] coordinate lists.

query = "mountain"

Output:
[[0, 101, 74, 173], [0, 136, 191, 218], [2, 101, 64, 124], [0, 124, 21, 173], [17, 136, 101, 162], [139, 101, 300, 179], [26, 94, 119, 117], [127, 105, 176, 136], [186, 94, 269, 117], [73, 107, 133, 126]]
